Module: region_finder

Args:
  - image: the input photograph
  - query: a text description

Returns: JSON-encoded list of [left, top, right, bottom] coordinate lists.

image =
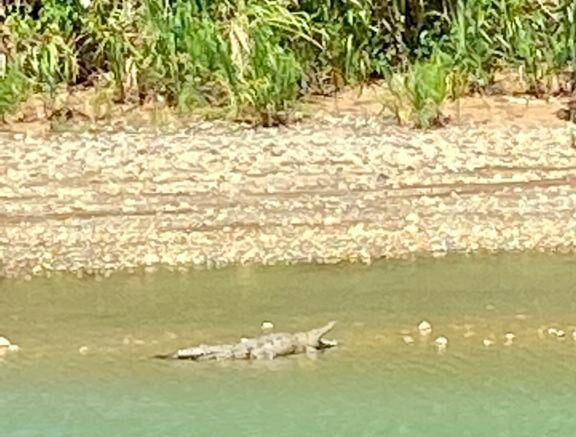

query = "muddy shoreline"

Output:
[[2, 112, 576, 279]]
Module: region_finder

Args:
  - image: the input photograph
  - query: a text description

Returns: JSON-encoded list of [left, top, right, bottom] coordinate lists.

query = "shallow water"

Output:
[[2, 254, 576, 436]]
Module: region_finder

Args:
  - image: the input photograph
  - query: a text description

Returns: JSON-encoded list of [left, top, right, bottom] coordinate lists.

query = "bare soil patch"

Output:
[[307, 84, 570, 128]]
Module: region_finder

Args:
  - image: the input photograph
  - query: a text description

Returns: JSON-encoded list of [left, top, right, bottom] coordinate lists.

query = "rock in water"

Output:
[[0, 336, 20, 355], [155, 321, 338, 361]]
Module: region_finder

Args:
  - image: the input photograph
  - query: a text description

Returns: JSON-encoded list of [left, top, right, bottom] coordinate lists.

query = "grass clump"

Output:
[[0, 65, 29, 123], [383, 52, 452, 128]]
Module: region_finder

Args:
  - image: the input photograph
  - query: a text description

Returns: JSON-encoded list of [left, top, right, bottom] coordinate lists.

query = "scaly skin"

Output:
[[156, 321, 338, 361]]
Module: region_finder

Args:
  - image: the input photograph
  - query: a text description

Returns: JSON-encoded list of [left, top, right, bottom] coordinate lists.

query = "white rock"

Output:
[[547, 328, 566, 338], [402, 335, 415, 345], [421, 143, 438, 160], [143, 253, 160, 265], [405, 212, 420, 224], [504, 333, 516, 346], [0, 336, 20, 354], [417, 320, 432, 336], [482, 338, 495, 347], [261, 321, 274, 331], [404, 224, 419, 235], [434, 336, 448, 350]]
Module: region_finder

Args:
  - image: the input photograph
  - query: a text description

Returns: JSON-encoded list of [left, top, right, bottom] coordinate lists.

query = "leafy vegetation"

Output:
[[0, 0, 575, 127], [383, 51, 452, 128], [0, 65, 29, 122]]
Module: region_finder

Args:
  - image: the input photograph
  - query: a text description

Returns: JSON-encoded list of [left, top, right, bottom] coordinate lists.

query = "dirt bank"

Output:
[[1, 95, 576, 278]]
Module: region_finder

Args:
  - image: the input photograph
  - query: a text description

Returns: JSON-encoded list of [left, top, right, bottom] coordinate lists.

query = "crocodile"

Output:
[[155, 321, 338, 361]]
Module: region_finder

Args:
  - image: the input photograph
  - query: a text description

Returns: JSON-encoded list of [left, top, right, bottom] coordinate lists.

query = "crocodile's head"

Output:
[[307, 321, 338, 349]]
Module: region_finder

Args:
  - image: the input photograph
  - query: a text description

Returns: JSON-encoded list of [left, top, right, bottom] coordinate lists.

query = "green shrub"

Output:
[[0, 65, 29, 122], [383, 52, 451, 129]]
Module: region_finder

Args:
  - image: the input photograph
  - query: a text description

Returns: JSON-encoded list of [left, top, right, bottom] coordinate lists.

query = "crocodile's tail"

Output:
[[153, 353, 177, 360]]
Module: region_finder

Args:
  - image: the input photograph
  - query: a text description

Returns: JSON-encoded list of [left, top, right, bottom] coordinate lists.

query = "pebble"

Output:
[[402, 335, 415, 345], [434, 336, 448, 352], [261, 321, 274, 331], [547, 328, 566, 339], [0, 336, 19, 353], [482, 338, 495, 347], [417, 320, 432, 336], [503, 333, 516, 346], [405, 212, 420, 224]]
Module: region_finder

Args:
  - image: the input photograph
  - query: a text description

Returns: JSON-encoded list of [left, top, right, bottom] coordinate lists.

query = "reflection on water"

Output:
[[1, 253, 576, 436]]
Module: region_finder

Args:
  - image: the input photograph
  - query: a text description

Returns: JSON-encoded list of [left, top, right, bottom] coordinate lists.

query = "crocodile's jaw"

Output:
[[318, 338, 338, 349]]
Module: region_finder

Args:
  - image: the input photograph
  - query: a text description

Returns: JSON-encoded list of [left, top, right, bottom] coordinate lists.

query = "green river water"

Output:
[[2, 253, 576, 437]]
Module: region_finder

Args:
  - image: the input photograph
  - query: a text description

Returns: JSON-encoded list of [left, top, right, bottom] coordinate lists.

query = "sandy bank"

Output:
[[1, 110, 576, 278]]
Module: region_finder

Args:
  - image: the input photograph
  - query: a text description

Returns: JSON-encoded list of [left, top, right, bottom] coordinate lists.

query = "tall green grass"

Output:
[[383, 51, 452, 128], [0, 0, 575, 126]]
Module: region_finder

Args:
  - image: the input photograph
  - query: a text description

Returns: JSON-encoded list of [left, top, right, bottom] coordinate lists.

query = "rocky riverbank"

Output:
[[2, 110, 576, 279]]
